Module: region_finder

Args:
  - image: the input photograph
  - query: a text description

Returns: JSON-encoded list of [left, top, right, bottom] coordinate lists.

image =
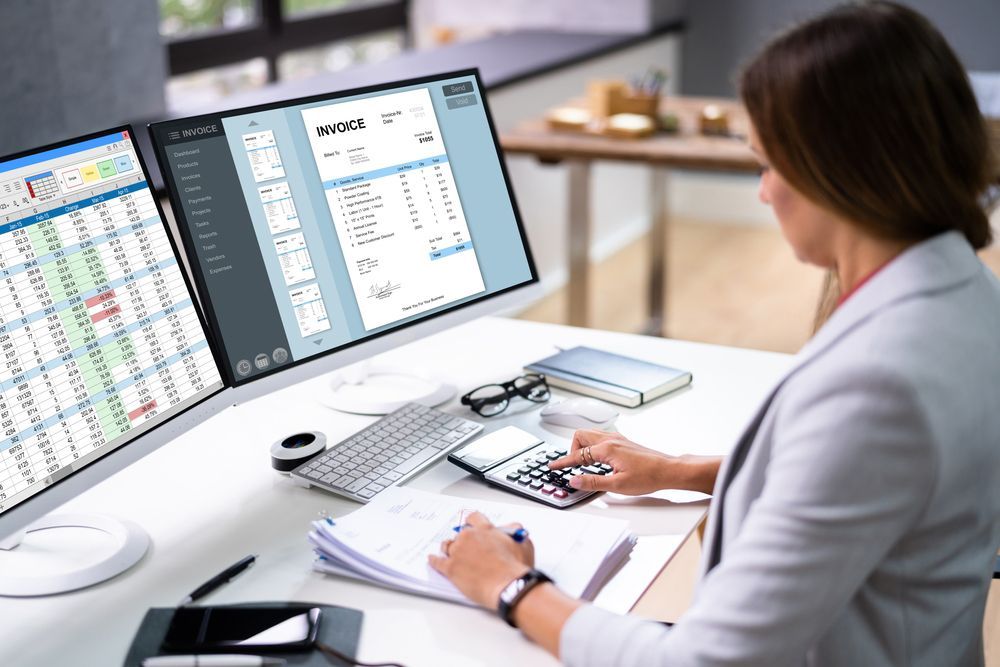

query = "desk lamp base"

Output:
[[0, 513, 149, 597]]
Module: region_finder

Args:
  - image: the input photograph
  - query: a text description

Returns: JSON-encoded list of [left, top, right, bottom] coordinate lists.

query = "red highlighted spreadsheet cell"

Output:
[[128, 400, 158, 421], [90, 303, 122, 323], [85, 289, 116, 308]]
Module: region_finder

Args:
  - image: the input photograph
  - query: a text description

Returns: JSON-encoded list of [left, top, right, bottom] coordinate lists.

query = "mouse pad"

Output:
[[122, 601, 362, 667]]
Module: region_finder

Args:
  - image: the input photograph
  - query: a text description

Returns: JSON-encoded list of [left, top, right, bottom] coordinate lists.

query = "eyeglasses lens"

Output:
[[514, 374, 550, 402], [467, 384, 509, 416]]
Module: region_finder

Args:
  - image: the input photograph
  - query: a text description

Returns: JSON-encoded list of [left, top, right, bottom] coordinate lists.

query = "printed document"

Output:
[[308, 487, 635, 604]]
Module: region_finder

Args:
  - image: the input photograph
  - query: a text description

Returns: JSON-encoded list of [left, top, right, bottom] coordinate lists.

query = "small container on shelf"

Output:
[[545, 107, 593, 133], [604, 113, 656, 139], [699, 104, 731, 136], [615, 92, 659, 118], [587, 80, 628, 118]]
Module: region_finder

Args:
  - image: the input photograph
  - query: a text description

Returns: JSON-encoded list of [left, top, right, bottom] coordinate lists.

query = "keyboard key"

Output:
[[517, 466, 531, 475], [541, 484, 556, 495], [393, 448, 437, 474], [506, 471, 520, 481], [581, 465, 602, 475], [529, 480, 544, 490], [545, 452, 560, 461], [384, 471, 403, 482], [366, 483, 385, 494], [553, 489, 568, 499], [330, 474, 352, 488], [346, 479, 368, 493], [358, 489, 376, 499], [518, 476, 531, 485], [529, 470, 544, 479]]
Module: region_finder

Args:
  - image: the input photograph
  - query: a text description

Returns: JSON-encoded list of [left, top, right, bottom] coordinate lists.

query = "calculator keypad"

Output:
[[485, 443, 613, 508]]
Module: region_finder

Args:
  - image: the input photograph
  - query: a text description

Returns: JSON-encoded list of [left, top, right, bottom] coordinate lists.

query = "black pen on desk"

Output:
[[179, 554, 256, 606], [452, 524, 530, 543]]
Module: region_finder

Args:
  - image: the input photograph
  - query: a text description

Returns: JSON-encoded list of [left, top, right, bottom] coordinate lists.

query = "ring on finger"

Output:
[[584, 447, 594, 465], [442, 539, 453, 555]]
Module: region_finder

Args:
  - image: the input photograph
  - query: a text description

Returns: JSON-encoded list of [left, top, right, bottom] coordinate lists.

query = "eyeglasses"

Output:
[[461, 374, 551, 417]]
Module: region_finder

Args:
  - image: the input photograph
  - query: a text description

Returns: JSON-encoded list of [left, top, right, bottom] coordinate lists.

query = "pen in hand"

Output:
[[178, 554, 257, 606], [452, 524, 530, 543]]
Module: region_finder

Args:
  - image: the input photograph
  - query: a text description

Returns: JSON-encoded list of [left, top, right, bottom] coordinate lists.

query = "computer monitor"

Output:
[[149, 69, 539, 405], [0, 69, 538, 596], [0, 127, 230, 595]]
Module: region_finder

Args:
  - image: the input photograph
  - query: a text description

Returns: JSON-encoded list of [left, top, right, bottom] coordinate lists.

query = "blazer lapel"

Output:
[[698, 232, 981, 576]]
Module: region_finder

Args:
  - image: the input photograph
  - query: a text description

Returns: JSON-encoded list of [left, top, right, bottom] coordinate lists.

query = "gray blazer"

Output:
[[560, 231, 1000, 666]]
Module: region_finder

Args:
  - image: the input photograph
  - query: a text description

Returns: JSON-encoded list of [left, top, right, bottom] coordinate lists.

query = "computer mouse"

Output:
[[539, 398, 619, 429]]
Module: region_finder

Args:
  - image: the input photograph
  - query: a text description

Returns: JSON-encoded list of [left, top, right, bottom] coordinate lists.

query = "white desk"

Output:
[[0, 317, 792, 667]]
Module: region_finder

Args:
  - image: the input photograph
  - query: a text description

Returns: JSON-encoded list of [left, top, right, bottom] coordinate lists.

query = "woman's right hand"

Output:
[[548, 430, 722, 496]]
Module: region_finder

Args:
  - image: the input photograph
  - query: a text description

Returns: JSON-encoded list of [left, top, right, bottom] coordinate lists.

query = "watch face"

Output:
[[500, 576, 527, 605]]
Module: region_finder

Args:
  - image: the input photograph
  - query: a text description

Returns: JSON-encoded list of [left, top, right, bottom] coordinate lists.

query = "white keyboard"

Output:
[[291, 403, 483, 502]]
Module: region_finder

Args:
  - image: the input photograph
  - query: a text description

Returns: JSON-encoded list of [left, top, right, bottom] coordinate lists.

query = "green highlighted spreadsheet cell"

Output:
[[0, 131, 222, 510]]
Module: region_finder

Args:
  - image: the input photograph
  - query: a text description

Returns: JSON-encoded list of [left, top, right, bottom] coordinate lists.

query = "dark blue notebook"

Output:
[[525, 346, 692, 407]]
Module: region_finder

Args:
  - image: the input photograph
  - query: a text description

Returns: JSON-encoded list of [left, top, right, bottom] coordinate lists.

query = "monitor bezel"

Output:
[[0, 124, 231, 539], [148, 67, 541, 395]]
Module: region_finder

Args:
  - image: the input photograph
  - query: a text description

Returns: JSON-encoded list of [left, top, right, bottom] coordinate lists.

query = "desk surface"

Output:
[[0, 317, 791, 667], [501, 96, 758, 172]]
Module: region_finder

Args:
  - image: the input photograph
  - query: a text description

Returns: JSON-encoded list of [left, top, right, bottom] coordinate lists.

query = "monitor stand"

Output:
[[322, 360, 456, 415], [0, 513, 149, 597]]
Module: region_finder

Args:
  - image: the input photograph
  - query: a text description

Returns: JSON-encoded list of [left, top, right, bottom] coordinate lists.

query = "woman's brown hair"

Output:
[[739, 1, 995, 325]]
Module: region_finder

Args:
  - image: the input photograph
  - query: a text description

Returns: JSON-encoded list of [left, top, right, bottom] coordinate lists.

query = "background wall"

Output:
[[0, 0, 166, 156], [680, 0, 1000, 96]]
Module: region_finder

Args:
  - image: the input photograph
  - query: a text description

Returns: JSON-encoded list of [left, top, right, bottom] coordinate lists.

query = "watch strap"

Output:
[[498, 568, 552, 628]]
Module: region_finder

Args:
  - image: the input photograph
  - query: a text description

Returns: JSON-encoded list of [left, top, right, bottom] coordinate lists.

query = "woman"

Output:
[[429, 2, 1000, 665]]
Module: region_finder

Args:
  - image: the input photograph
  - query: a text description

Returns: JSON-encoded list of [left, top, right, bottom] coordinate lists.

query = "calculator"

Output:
[[447, 426, 613, 508]]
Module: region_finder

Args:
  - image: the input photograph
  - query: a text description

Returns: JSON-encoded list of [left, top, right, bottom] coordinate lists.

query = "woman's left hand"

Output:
[[428, 511, 535, 609]]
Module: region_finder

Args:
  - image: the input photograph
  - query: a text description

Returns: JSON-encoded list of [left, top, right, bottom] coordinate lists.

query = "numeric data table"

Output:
[[0, 174, 219, 511]]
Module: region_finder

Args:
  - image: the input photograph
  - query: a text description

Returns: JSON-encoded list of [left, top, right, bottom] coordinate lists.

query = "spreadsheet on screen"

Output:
[[0, 130, 223, 514]]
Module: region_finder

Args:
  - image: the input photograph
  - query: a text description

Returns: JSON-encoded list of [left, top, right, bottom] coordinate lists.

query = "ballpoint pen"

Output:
[[178, 554, 257, 606], [452, 524, 530, 543], [141, 655, 284, 667]]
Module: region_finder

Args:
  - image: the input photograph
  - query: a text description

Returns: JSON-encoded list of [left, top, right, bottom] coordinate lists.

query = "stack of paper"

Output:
[[309, 487, 636, 605]]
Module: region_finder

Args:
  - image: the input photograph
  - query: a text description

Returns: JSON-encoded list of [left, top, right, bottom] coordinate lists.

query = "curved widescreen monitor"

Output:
[[149, 68, 538, 395], [0, 126, 226, 524]]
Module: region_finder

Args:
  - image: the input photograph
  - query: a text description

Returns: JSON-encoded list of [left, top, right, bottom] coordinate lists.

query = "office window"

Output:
[[159, 0, 258, 38], [283, 0, 384, 18], [160, 0, 410, 100], [277, 29, 404, 81], [166, 58, 268, 109]]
